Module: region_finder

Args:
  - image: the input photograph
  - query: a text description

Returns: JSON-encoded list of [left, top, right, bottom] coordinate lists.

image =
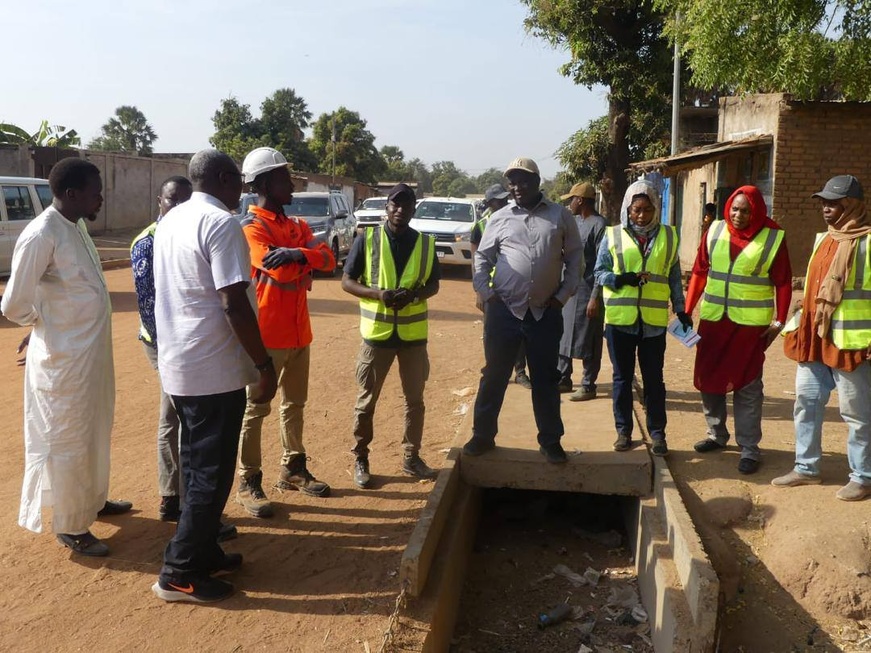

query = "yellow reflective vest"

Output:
[[359, 226, 435, 342], [700, 221, 783, 326], [603, 225, 678, 327], [809, 233, 871, 350]]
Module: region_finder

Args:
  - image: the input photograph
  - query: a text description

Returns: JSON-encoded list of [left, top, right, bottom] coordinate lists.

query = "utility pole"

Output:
[[671, 11, 681, 156], [331, 116, 337, 188]]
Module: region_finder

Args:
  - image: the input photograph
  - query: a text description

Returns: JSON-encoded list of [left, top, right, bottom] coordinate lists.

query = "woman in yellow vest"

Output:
[[773, 175, 871, 501], [594, 180, 689, 456], [685, 186, 792, 476]]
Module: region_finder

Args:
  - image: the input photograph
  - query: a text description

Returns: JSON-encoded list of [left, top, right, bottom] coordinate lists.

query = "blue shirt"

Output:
[[131, 221, 158, 346], [593, 226, 685, 338]]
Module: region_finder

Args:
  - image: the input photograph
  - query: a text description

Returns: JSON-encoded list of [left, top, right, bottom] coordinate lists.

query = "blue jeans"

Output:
[[472, 299, 564, 446], [605, 326, 667, 440], [793, 361, 871, 485], [160, 389, 246, 582]]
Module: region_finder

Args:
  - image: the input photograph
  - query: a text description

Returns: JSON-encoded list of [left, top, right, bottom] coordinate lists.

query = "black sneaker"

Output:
[[558, 378, 574, 393], [209, 552, 243, 576], [159, 495, 181, 522], [738, 458, 760, 475], [539, 442, 568, 464], [462, 436, 496, 457], [613, 434, 632, 452], [694, 438, 727, 453], [152, 576, 234, 603], [514, 372, 532, 389], [651, 439, 669, 457], [97, 499, 133, 517], [217, 522, 238, 543], [354, 458, 371, 489], [402, 455, 438, 479]]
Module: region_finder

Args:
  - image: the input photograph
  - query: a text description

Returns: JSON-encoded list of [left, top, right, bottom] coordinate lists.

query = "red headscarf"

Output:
[[723, 185, 780, 245]]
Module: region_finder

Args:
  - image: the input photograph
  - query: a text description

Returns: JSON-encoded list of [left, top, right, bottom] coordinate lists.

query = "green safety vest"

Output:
[[359, 226, 435, 342], [131, 222, 157, 344], [603, 225, 678, 327], [806, 233, 871, 350], [700, 221, 783, 326]]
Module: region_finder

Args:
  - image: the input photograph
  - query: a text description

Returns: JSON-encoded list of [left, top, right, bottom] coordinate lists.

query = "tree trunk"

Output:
[[600, 94, 631, 224]]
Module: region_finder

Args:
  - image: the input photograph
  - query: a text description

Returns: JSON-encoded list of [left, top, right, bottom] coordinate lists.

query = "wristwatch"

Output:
[[772, 321, 784, 329]]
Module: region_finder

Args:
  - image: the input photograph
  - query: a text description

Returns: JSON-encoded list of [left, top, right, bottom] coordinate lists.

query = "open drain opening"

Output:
[[451, 489, 651, 653]]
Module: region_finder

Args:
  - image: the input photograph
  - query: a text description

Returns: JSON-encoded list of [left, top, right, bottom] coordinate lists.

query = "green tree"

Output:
[[209, 96, 268, 164], [403, 157, 434, 193], [380, 145, 407, 180], [431, 160, 476, 196], [259, 88, 316, 170], [474, 167, 506, 193], [541, 171, 574, 200], [656, 0, 871, 100], [88, 105, 157, 155], [522, 0, 674, 220], [0, 120, 80, 147], [308, 107, 386, 183]]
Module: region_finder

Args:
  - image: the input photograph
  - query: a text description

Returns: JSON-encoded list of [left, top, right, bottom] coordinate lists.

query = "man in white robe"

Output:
[[1, 157, 130, 557]]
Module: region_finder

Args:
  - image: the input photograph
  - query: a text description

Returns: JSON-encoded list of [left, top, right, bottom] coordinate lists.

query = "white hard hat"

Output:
[[241, 147, 288, 183]]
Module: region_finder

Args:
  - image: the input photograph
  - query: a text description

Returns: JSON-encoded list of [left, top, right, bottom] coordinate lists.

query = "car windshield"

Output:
[[361, 198, 387, 210], [415, 201, 474, 223], [285, 197, 330, 218]]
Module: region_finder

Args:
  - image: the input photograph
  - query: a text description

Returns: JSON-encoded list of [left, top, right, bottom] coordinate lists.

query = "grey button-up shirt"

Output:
[[473, 196, 583, 320]]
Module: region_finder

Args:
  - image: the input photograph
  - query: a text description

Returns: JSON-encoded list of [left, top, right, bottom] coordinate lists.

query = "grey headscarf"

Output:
[[620, 179, 662, 235]]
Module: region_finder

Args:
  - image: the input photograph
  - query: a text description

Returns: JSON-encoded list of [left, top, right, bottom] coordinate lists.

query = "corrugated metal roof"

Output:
[[628, 135, 774, 176]]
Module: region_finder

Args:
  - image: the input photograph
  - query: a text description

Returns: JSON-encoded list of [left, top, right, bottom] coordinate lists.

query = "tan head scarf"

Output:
[[814, 196, 871, 338]]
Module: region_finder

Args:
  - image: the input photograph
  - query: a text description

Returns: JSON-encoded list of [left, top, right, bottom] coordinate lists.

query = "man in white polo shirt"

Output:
[[151, 149, 277, 604]]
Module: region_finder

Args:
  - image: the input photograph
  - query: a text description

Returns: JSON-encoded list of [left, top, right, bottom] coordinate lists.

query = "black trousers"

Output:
[[472, 299, 564, 447], [160, 389, 246, 581]]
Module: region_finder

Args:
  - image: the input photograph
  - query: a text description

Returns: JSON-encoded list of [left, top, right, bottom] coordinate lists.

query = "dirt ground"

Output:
[[0, 266, 869, 652]]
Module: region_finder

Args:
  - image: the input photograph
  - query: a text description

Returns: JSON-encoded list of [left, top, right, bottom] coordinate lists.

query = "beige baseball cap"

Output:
[[560, 182, 596, 201], [504, 157, 540, 176]]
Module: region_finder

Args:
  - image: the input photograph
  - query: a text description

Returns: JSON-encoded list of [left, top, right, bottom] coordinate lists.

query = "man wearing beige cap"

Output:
[[464, 157, 582, 463], [558, 182, 607, 401]]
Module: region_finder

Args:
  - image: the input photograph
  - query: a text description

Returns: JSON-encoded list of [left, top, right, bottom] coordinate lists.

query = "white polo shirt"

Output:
[[154, 191, 258, 397]]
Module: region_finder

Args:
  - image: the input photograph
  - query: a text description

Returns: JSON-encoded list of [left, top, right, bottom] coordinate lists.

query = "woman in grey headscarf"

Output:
[[594, 179, 691, 456]]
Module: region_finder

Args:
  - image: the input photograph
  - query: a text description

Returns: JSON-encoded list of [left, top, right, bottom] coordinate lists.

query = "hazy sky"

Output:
[[5, 0, 607, 179]]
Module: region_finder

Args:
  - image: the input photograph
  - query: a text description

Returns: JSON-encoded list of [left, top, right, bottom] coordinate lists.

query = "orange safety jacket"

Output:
[[242, 205, 336, 349]]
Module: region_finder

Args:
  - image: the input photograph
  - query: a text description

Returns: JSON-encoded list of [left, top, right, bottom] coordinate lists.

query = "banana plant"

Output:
[[0, 120, 81, 147]]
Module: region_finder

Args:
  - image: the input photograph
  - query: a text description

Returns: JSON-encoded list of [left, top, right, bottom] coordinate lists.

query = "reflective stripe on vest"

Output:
[[359, 227, 435, 342], [808, 233, 871, 350], [602, 225, 678, 327], [131, 222, 158, 344], [699, 221, 782, 326]]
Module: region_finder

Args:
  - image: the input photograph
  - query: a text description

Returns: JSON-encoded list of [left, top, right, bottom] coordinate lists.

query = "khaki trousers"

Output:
[[238, 346, 310, 478], [352, 341, 429, 459]]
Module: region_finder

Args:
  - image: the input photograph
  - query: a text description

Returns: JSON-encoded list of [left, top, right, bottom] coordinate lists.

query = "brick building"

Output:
[[629, 93, 871, 274]]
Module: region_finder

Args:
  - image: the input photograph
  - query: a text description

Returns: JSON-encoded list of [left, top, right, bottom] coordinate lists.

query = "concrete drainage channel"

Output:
[[383, 382, 720, 653]]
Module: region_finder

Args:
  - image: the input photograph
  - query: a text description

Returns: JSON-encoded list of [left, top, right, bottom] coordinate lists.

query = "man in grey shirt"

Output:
[[463, 157, 583, 463]]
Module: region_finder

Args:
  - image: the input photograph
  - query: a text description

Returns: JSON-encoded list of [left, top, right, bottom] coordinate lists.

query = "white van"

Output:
[[0, 177, 52, 275]]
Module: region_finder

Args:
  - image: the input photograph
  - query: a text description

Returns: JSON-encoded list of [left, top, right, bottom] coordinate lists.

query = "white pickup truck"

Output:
[[410, 197, 480, 271]]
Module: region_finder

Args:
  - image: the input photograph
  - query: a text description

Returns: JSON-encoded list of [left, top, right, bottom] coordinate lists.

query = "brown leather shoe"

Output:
[[275, 457, 331, 498], [836, 481, 871, 501], [770, 470, 821, 487], [235, 472, 274, 518]]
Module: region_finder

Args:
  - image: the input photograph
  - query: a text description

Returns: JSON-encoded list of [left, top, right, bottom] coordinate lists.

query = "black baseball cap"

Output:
[[387, 183, 416, 203], [812, 175, 864, 201], [484, 184, 509, 202]]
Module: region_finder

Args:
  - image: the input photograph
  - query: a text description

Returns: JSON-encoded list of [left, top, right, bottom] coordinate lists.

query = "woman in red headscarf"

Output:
[[685, 186, 792, 474]]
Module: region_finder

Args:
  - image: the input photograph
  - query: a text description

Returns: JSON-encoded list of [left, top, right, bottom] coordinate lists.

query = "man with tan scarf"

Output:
[[773, 175, 871, 501]]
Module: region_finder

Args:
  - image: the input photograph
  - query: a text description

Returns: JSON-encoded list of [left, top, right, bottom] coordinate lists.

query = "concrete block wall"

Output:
[[772, 100, 871, 273]]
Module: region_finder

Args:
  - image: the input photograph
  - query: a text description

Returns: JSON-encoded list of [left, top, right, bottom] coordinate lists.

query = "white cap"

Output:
[[241, 147, 288, 183]]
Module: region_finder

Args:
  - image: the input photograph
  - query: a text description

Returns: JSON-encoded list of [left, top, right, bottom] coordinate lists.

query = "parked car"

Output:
[[409, 197, 480, 271], [234, 190, 356, 264], [0, 176, 53, 275], [354, 196, 388, 231]]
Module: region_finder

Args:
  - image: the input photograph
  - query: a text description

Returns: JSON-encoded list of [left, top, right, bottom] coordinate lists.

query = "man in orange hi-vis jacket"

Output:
[[234, 147, 336, 518]]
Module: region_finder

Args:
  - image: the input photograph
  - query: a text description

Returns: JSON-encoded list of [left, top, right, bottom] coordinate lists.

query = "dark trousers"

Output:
[[160, 389, 246, 581], [558, 315, 605, 390], [472, 299, 564, 446], [514, 342, 527, 376], [605, 326, 667, 440]]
